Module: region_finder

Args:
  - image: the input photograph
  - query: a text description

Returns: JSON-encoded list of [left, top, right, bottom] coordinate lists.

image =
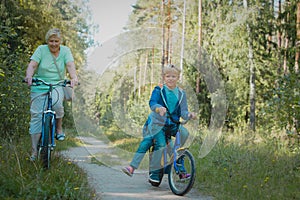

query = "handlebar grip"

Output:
[[66, 80, 80, 85], [22, 78, 38, 83]]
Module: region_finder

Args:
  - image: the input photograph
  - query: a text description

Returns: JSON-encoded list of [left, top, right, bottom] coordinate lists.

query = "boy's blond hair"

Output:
[[163, 64, 181, 75], [45, 28, 62, 43]]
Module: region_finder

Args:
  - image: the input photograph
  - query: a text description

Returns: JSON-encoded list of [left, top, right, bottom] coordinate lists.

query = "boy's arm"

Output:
[[149, 86, 166, 116], [181, 91, 197, 120]]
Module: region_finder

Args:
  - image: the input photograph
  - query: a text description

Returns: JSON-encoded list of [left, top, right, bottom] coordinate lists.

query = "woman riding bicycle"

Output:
[[24, 28, 79, 161], [122, 64, 196, 184]]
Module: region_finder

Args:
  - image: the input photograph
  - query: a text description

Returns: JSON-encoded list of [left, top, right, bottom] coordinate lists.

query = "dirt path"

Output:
[[62, 136, 213, 200]]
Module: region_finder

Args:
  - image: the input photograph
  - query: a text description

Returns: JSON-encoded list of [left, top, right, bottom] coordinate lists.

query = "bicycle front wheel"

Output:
[[168, 149, 195, 196], [40, 115, 52, 169]]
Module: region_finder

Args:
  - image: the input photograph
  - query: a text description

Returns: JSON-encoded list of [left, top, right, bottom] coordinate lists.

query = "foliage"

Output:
[[0, 133, 96, 199], [191, 129, 300, 200], [267, 73, 300, 133], [72, 0, 300, 140]]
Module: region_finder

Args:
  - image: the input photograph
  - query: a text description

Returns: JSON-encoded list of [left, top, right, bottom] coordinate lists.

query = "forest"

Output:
[[0, 0, 299, 199], [79, 0, 300, 146]]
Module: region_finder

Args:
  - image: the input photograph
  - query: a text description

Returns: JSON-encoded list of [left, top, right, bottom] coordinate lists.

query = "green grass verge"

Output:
[[191, 131, 300, 200], [0, 128, 96, 200]]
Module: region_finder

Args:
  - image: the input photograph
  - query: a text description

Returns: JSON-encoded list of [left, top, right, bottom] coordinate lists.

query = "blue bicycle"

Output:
[[25, 78, 71, 169], [149, 119, 196, 196]]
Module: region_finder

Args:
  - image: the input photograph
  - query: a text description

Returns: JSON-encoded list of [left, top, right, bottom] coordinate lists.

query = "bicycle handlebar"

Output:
[[22, 78, 79, 87]]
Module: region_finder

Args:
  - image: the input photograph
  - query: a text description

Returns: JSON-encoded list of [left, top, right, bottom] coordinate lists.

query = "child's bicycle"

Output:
[[24, 78, 71, 169], [149, 119, 196, 196]]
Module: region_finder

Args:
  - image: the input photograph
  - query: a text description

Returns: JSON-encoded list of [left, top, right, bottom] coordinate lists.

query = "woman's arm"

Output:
[[66, 61, 78, 87], [24, 60, 38, 86]]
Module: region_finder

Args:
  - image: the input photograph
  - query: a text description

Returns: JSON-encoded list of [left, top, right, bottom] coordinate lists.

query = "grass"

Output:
[[190, 130, 300, 200], [0, 128, 97, 200], [108, 126, 300, 200]]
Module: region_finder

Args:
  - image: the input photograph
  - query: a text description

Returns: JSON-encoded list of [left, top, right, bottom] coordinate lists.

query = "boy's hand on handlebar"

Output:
[[188, 112, 197, 120], [156, 107, 167, 116]]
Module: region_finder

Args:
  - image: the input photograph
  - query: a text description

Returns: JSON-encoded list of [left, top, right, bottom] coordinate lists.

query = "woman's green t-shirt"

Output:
[[30, 45, 74, 93]]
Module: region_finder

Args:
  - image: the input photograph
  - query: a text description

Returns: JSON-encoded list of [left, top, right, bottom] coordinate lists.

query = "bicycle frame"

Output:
[[172, 130, 185, 173], [162, 126, 186, 174]]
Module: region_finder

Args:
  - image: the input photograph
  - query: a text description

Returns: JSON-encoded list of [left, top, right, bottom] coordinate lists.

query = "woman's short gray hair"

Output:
[[45, 28, 62, 42]]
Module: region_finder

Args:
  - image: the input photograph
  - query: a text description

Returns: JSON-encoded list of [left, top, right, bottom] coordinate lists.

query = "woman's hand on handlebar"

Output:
[[24, 76, 33, 86], [70, 77, 79, 88]]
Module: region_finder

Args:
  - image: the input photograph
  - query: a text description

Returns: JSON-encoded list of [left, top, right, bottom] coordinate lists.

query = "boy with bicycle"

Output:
[[122, 64, 196, 184]]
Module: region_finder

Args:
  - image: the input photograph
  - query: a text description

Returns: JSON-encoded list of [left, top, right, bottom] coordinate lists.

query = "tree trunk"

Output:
[[161, 0, 165, 82], [244, 0, 256, 132], [295, 2, 300, 73], [151, 45, 155, 95], [196, 0, 202, 94], [283, 6, 290, 75], [277, 0, 283, 75], [143, 51, 148, 92], [138, 63, 142, 99], [166, 0, 171, 65], [267, 0, 274, 54], [179, 0, 186, 81]]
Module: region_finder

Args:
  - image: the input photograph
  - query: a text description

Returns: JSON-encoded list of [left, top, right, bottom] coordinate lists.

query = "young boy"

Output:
[[122, 64, 196, 184]]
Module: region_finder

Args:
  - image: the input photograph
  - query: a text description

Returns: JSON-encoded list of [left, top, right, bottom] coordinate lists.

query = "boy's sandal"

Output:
[[56, 133, 65, 141], [122, 167, 133, 177]]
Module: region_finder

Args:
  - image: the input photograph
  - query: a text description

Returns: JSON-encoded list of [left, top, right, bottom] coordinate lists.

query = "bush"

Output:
[[0, 136, 96, 199]]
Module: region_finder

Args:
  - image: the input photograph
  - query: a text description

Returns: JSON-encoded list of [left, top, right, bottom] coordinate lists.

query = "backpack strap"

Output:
[[158, 85, 182, 125]]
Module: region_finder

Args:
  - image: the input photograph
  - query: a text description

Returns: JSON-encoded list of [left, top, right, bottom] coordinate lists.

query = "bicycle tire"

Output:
[[168, 149, 195, 196], [40, 115, 52, 169]]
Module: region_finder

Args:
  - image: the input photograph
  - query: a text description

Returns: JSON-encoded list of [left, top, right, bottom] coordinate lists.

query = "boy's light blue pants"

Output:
[[130, 125, 189, 171]]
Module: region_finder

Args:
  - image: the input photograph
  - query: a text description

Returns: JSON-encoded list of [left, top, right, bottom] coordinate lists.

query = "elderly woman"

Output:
[[24, 28, 78, 161]]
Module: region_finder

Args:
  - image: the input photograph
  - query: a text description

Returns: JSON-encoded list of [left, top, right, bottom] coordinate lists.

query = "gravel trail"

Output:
[[62, 136, 213, 200]]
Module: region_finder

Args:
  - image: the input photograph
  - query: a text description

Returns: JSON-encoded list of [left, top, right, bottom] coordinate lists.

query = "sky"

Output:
[[85, 0, 137, 73], [88, 0, 137, 43]]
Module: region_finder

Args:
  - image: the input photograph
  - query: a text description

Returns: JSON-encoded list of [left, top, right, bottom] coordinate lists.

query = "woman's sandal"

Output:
[[122, 166, 133, 177], [56, 133, 65, 141]]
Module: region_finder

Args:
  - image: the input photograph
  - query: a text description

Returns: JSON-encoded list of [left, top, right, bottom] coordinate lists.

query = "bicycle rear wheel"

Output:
[[168, 149, 195, 196], [39, 115, 52, 169]]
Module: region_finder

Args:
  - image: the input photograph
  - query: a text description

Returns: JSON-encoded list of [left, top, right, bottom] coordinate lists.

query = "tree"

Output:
[[244, 0, 256, 132]]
